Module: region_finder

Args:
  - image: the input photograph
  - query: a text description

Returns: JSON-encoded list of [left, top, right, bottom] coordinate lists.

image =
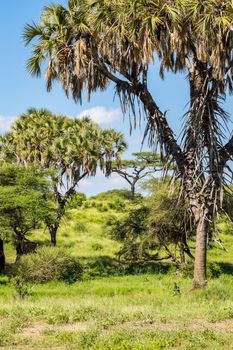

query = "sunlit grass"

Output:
[[0, 274, 233, 349], [2, 194, 233, 349]]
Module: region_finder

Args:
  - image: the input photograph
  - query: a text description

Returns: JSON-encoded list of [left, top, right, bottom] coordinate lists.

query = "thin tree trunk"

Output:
[[179, 242, 185, 265], [0, 239, 5, 271], [131, 184, 135, 199], [46, 221, 59, 247], [193, 213, 208, 288], [16, 242, 24, 259], [50, 227, 57, 246], [15, 231, 25, 259]]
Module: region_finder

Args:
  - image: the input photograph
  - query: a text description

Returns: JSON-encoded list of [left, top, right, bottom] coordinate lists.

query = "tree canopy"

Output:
[[112, 152, 164, 198], [0, 108, 127, 245], [0, 166, 54, 256]]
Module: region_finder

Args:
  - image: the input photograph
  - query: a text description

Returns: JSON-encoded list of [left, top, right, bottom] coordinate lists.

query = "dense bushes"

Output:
[[16, 247, 83, 283], [83, 199, 126, 212], [68, 192, 86, 209], [82, 190, 143, 212]]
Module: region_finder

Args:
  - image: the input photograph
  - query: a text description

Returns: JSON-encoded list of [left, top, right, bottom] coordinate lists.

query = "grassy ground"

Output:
[[1, 191, 233, 349], [0, 275, 233, 349]]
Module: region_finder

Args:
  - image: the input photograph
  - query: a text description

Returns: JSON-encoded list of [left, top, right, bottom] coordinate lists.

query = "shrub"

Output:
[[207, 262, 223, 278], [91, 243, 104, 251], [68, 192, 86, 209], [11, 276, 32, 298], [75, 222, 87, 232], [16, 246, 83, 283], [87, 256, 120, 277]]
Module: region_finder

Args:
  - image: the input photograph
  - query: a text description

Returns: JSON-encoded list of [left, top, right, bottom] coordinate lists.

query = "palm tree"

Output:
[[1, 109, 127, 245], [23, 0, 233, 287]]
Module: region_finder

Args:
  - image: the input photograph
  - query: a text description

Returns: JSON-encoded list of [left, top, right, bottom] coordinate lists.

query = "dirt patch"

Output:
[[53, 322, 91, 332], [103, 319, 233, 333], [21, 318, 233, 340], [21, 322, 47, 339], [21, 321, 92, 339], [188, 319, 233, 332]]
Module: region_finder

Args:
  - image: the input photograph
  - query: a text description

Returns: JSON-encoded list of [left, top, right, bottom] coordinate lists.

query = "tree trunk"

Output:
[[0, 239, 5, 271], [131, 184, 135, 199], [15, 231, 25, 259], [16, 242, 24, 259], [179, 242, 185, 265], [193, 215, 208, 288], [50, 227, 57, 246]]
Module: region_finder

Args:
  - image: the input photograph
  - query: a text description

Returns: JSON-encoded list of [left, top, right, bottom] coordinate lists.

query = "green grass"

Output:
[[2, 191, 233, 349], [5, 205, 122, 263], [0, 274, 233, 349]]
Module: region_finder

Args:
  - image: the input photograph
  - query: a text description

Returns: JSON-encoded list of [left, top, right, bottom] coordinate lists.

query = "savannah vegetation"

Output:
[[23, 0, 233, 288], [0, 0, 233, 349], [0, 189, 233, 349]]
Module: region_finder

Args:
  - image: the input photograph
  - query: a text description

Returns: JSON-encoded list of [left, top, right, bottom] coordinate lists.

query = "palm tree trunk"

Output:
[[193, 215, 208, 288]]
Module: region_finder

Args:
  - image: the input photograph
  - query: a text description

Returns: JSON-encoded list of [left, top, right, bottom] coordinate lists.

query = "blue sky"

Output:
[[0, 1, 232, 196]]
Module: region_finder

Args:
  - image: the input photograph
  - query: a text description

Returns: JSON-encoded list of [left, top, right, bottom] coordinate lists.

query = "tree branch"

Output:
[[92, 49, 186, 174], [219, 135, 233, 165]]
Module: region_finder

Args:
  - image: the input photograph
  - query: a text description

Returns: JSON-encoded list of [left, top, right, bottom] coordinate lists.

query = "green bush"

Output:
[[67, 192, 86, 209], [91, 243, 104, 251], [75, 222, 87, 232], [11, 276, 32, 298], [87, 256, 120, 277], [207, 262, 223, 278], [16, 246, 83, 283]]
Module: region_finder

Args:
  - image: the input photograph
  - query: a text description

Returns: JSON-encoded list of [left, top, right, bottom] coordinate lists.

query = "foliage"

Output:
[[23, 0, 233, 286], [83, 198, 126, 212], [145, 178, 194, 262], [107, 178, 194, 264], [86, 256, 120, 277], [112, 152, 164, 198], [108, 205, 160, 262], [1, 109, 126, 175], [11, 276, 32, 299], [16, 246, 83, 283], [86, 189, 143, 211], [67, 192, 86, 209], [0, 109, 127, 245], [0, 165, 54, 250], [91, 189, 143, 202]]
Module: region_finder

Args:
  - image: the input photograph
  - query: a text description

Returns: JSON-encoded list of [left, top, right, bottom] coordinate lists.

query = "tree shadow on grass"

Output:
[[80, 255, 174, 278], [218, 262, 233, 275]]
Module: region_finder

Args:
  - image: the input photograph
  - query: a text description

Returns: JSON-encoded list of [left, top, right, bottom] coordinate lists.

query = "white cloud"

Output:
[[0, 116, 17, 134], [76, 106, 122, 125]]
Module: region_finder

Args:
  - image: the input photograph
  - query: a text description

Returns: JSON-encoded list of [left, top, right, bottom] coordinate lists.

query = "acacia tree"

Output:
[[0, 166, 54, 258], [23, 1, 233, 287], [112, 152, 163, 198], [1, 109, 126, 245]]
